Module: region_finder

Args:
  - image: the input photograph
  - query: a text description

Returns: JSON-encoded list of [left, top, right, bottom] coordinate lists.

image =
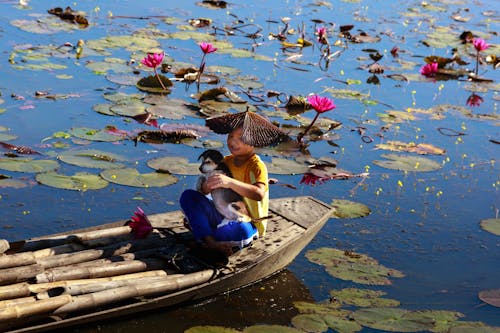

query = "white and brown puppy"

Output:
[[197, 149, 251, 222]]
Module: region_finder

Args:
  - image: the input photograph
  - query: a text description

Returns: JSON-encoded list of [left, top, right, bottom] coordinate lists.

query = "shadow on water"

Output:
[[63, 269, 313, 333]]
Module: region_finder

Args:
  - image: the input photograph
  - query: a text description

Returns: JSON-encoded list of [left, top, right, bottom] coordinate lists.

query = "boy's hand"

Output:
[[206, 174, 232, 191]]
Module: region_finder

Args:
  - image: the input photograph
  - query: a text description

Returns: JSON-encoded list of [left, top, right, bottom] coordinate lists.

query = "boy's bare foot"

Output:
[[204, 236, 233, 257]]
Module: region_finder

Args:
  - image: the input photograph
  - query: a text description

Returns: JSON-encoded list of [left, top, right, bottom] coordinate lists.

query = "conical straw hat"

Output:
[[205, 111, 286, 147]]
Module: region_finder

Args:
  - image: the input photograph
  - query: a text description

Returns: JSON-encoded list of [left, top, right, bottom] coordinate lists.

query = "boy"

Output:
[[180, 126, 269, 256]]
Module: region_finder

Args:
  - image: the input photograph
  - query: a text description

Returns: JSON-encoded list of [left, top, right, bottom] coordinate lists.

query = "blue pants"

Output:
[[179, 189, 258, 248]]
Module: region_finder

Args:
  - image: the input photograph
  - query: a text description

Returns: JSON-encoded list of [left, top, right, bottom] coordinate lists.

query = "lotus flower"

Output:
[[466, 93, 483, 107], [419, 62, 438, 77], [297, 94, 336, 144], [472, 38, 489, 75], [128, 207, 153, 239], [141, 52, 168, 90], [197, 42, 217, 91]]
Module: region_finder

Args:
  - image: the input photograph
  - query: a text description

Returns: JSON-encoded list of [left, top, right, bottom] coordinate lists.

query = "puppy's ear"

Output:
[[198, 151, 207, 161]]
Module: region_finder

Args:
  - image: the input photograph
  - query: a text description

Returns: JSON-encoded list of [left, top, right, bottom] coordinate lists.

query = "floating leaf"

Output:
[[185, 326, 240, 333], [404, 310, 465, 333], [145, 98, 199, 120], [265, 158, 309, 175], [375, 141, 446, 155], [373, 154, 442, 172], [293, 301, 343, 314], [323, 314, 363, 333], [478, 289, 500, 307], [329, 288, 399, 307], [100, 168, 178, 188], [147, 156, 200, 175], [69, 127, 126, 142], [36, 171, 109, 191], [109, 100, 146, 117], [0, 158, 59, 173], [306, 247, 405, 285], [352, 307, 435, 332], [449, 325, 500, 333], [330, 199, 371, 219], [479, 218, 500, 236], [243, 325, 304, 333], [0, 133, 17, 141], [57, 149, 126, 169], [291, 314, 328, 333], [0, 178, 27, 189], [136, 74, 173, 93]]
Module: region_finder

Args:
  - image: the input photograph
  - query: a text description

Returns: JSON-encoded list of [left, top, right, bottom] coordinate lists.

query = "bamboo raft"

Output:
[[0, 196, 334, 333]]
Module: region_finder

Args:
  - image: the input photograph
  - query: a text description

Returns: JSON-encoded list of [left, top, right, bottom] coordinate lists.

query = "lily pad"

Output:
[[0, 178, 27, 189], [147, 156, 200, 175], [0, 133, 17, 141], [184, 327, 241, 333], [351, 307, 434, 332], [478, 289, 500, 307], [100, 168, 178, 188], [293, 301, 344, 314], [305, 247, 405, 285], [36, 171, 109, 191], [69, 127, 126, 142], [404, 310, 465, 333], [243, 325, 304, 333], [373, 154, 442, 172], [480, 218, 500, 236], [145, 98, 198, 120], [449, 325, 500, 333], [323, 314, 363, 333], [329, 288, 400, 307], [0, 158, 59, 173], [57, 149, 127, 169], [291, 314, 328, 333], [331, 199, 371, 219], [265, 158, 309, 175], [375, 141, 446, 155], [109, 101, 146, 117]]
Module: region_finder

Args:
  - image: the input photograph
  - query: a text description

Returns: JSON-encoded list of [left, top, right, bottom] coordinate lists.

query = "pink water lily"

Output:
[[419, 62, 438, 77], [199, 42, 217, 54], [141, 52, 168, 90], [297, 94, 336, 144], [472, 38, 489, 75], [466, 93, 483, 107], [473, 38, 489, 52], [128, 207, 153, 239], [197, 42, 217, 91], [141, 52, 164, 68], [317, 27, 328, 45]]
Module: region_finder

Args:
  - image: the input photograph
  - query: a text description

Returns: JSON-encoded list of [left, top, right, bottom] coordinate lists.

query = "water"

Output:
[[0, 0, 499, 331]]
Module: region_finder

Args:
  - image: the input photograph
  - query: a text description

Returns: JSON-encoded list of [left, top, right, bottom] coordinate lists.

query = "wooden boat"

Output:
[[0, 196, 334, 333]]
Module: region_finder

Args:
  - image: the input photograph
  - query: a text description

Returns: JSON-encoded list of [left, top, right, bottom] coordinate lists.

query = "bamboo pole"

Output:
[[0, 264, 44, 285], [28, 270, 168, 294], [0, 283, 31, 300], [36, 258, 167, 283], [0, 294, 72, 321], [0, 243, 85, 269], [36, 249, 105, 269], [0, 296, 37, 309], [0, 240, 9, 254], [53, 269, 215, 314]]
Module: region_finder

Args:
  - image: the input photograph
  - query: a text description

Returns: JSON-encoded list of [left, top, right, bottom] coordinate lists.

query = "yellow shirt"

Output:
[[223, 154, 269, 237]]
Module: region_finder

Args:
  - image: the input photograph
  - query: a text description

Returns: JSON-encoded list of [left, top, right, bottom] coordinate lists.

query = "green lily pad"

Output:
[[351, 307, 435, 332], [404, 310, 465, 333], [0, 133, 17, 141], [243, 325, 304, 333], [329, 288, 400, 307], [145, 98, 197, 120], [85, 35, 160, 53], [478, 289, 500, 307], [0, 158, 59, 173], [323, 314, 362, 333], [86, 60, 132, 74], [291, 313, 328, 333], [146, 156, 200, 175], [265, 158, 309, 175], [293, 300, 344, 314], [480, 218, 500, 236], [331, 199, 371, 219], [36, 171, 109, 191], [100, 168, 178, 188], [57, 149, 126, 169], [373, 154, 442, 172], [0, 178, 27, 189], [449, 325, 500, 333], [109, 101, 146, 117], [136, 74, 173, 93], [184, 327, 241, 333], [69, 127, 126, 142], [305, 247, 405, 285]]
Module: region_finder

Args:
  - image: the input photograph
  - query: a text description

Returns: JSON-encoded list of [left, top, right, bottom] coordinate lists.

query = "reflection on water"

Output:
[[67, 269, 313, 333]]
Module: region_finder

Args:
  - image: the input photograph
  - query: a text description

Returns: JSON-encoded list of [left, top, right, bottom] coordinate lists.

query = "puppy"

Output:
[[197, 149, 251, 222]]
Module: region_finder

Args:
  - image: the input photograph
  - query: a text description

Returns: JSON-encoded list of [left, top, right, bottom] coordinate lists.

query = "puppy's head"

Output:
[[198, 149, 224, 174]]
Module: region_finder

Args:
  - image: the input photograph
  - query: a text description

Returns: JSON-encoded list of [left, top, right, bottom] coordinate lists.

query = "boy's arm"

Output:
[[206, 174, 265, 201]]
